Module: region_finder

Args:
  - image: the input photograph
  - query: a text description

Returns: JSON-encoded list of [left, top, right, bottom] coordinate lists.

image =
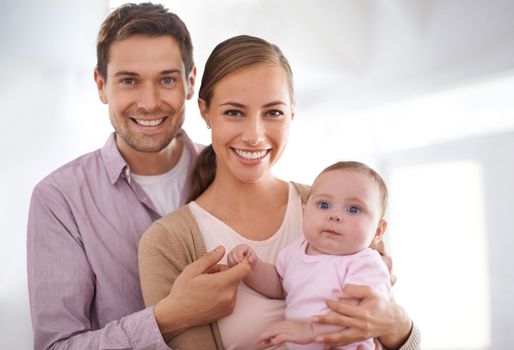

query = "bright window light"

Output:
[[388, 161, 490, 349]]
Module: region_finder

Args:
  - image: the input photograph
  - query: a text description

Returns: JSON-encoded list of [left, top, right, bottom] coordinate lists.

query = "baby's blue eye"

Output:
[[318, 201, 330, 209], [346, 206, 361, 214]]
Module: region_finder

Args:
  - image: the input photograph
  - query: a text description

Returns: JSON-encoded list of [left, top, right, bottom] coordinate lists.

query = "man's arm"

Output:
[[27, 185, 168, 350]]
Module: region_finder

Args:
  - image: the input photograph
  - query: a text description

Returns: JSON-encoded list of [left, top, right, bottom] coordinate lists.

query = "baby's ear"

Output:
[[372, 219, 388, 245]]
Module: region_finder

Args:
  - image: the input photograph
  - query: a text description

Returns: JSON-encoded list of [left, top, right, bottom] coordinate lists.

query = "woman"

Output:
[[138, 35, 419, 350]]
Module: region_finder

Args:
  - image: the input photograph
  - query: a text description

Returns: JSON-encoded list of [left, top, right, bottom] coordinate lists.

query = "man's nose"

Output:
[[137, 84, 160, 111]]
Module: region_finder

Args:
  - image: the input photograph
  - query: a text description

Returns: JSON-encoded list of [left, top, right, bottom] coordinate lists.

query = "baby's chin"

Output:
[[305, 242, 356, 256]]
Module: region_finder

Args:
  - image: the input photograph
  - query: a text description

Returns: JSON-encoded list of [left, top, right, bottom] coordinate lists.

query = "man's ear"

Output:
[[186, 66, 197, 100], [94, 68, 108, 104], [372, 219, 388, 245]]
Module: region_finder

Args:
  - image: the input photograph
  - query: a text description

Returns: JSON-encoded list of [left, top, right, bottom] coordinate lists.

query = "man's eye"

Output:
[[161, 77, 175, 85], [121, 78, 135, 85], [346, 206, 361, 214], [318, 201, 330, 209]]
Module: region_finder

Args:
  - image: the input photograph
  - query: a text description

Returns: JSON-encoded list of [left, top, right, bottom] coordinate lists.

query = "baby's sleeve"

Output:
[[344, 249, 392, 299]]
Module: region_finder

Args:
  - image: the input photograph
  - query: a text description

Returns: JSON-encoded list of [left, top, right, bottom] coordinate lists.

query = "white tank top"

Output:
[[188, 182, 304, 350]]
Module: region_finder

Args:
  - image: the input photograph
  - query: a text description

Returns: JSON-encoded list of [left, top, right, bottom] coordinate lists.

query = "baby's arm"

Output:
[[227, 244, 285, 299], [257, 320, 316, 348]]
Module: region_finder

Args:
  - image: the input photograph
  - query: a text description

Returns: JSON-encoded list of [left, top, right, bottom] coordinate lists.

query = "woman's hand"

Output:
[[312, 284, 412, 350]]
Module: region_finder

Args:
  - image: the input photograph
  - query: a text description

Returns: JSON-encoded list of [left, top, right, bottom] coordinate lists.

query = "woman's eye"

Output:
[[225, 110, 243, 117], [267, 110, 284, 118], [318, 201, 330, 209], [346, 206, 361, 214]]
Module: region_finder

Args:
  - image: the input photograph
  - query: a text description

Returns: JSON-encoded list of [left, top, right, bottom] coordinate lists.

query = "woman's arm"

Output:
[[312, 284, 420, 350], [311, 249, 420, 350]]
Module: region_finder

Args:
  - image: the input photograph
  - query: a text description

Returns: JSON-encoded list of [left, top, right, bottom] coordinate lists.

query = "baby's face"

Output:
[[303, 169, 384, 255]]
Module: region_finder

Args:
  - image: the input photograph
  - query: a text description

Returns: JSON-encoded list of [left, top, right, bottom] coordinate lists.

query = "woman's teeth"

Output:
[[234, 149, 268, 160]]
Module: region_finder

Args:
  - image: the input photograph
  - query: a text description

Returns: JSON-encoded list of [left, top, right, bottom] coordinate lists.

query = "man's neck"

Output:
[[117, 137, 184, 176]]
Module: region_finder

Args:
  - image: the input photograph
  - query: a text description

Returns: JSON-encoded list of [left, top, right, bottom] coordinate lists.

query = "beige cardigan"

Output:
[[138, 182, 421, 350]]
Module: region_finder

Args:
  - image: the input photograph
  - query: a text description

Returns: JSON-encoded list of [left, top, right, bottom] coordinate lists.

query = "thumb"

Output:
[[218, 260, 251, 285], [183, 245, 225, 277]]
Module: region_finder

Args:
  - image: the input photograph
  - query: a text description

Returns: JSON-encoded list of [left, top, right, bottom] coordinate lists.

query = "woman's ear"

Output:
[[198, 98, 210, 128]]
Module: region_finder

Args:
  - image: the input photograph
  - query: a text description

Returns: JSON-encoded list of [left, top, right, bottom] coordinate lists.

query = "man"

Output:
[[27, 3, 249, 349]]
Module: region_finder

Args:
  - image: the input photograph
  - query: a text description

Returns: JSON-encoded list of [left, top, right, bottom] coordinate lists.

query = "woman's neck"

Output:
[[195, 175, 290, 240]]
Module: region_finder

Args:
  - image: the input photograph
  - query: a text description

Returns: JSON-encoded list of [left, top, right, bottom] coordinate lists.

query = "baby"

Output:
[[227, 161, 392, 350]]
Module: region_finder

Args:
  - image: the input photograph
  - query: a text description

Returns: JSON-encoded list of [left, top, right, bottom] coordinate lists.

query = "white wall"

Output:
[[1, 0, 514, 349]]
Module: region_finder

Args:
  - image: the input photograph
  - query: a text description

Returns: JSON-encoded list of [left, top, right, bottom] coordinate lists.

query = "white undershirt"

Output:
[[188, 183, 304, 350], [131, 145, 193, 216]]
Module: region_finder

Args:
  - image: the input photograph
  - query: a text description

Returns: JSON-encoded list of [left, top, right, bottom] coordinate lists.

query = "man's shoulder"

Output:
[[34, 148, 104, 193]]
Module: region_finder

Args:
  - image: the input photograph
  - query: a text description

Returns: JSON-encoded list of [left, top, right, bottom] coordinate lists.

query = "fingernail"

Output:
[[311, 316, 319, 322], [315, 336, 323, 343]]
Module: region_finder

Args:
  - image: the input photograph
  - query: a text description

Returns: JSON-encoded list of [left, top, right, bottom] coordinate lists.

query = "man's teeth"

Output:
[[135, 118, 164, 126], [234, 149, 268, 160]]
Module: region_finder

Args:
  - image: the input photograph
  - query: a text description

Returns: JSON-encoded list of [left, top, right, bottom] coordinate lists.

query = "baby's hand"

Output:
[[257, 320, 316, 347], [227, 244, 259, 269]]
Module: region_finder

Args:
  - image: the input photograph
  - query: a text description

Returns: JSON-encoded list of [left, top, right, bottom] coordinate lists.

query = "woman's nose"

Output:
[[242, 116, 264, 146]]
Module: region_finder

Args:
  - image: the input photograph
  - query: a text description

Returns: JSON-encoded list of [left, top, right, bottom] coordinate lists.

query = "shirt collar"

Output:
[[100, 130, 201, 185], [100, 133, 129, 185]]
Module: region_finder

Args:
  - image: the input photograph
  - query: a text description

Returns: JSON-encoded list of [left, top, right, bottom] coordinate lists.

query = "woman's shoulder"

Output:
[[140, 206, 199, 248]]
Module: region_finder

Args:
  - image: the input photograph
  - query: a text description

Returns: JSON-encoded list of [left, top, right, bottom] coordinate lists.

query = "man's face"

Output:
[[95, 35, 195, 156]]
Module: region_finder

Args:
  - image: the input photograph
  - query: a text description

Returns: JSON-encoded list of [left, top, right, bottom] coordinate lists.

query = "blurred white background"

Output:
[[1, 0, 514, 348]]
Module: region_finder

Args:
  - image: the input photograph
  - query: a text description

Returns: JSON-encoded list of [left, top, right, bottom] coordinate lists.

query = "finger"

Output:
[[217, 259, 251, 284], [339, 283, 375, 300], [325, 299, 363, 320], [183, 246, 225, 277], [313, 310, 361, 329], [205, 263, 229, 274]]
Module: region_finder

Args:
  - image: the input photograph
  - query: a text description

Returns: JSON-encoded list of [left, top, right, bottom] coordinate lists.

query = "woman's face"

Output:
[[199, 64, 294, 185]]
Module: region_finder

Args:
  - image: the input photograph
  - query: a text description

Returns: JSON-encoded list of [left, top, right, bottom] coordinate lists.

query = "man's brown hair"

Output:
[[96, 2, 194, 79]]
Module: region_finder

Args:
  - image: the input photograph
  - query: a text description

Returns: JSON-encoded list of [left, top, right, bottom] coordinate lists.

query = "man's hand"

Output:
[[154, 246, 251, 338], [257, 320, 316, 348], [312, 284, 411, 349]]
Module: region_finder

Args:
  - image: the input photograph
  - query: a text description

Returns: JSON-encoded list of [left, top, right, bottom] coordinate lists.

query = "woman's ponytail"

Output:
[[187, 145, 216, 202]]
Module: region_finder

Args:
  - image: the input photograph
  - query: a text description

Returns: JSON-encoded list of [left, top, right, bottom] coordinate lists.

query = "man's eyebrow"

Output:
[[112, 69, 181, 77], [113, 71, 138, 77], [160, 69, 181, 75]]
